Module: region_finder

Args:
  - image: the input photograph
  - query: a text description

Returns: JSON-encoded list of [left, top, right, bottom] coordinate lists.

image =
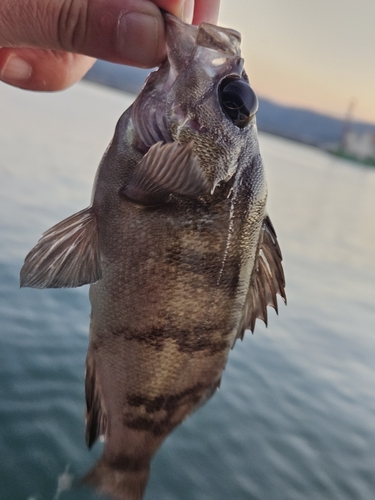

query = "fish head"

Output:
[[132, 14, 260, 187]]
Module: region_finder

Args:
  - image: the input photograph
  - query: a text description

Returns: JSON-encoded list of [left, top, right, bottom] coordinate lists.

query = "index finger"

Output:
[[192, 0, 220, 24], [151, 0, 220, 24]]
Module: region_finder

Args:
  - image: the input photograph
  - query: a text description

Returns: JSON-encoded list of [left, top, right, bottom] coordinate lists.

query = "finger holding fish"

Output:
[[0, 0, 220, 91]]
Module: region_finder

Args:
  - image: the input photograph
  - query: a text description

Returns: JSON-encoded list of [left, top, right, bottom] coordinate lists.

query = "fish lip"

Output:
[[162, 11, 241, 45], [162, 10, 184, 26], [163, 12, 241, 57], [195, 24, 241, 56], [164, 12, 198, 43], [162, 10, 197, 37]]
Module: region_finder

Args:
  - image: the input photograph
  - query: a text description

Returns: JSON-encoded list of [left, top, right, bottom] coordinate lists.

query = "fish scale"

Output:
[[20, 13, 286, 500]]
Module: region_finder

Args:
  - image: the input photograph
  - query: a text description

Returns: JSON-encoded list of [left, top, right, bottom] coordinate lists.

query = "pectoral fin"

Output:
[[20, 207, 101, 288], [237, 215, 286, 340], [120, 141, 210, 206]]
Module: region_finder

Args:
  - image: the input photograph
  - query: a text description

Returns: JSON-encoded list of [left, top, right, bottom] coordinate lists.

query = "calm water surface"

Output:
[[0, 83, 374, 500]]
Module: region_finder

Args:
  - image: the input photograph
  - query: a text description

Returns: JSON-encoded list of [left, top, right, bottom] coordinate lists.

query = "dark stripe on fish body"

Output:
[[123, 415, 175, 436], [174, 247, 242, 294], [105, 454, 149, 472], [110, 325, 231, 354], [123, 383, 213, 436], [173, 329, 229, 355], [126, 382, 206, 414]]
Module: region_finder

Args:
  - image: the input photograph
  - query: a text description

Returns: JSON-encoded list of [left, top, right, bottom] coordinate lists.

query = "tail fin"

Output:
[[84, 458, 150, 500]]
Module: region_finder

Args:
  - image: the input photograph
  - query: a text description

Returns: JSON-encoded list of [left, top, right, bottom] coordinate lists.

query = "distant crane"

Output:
[[340, 99, 357, 151]]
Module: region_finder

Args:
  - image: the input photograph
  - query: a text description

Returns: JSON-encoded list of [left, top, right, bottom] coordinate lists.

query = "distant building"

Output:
[[344, 130, 375, 161]]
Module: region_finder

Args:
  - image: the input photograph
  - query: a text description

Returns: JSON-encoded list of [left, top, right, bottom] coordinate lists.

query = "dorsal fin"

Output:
[[236, 215, 286, 341]]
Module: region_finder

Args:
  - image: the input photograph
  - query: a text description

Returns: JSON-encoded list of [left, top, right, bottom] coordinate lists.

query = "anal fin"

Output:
[[120, 141, 210, 206], [20, 206, 101, 288], [85, 349, 107, 448]]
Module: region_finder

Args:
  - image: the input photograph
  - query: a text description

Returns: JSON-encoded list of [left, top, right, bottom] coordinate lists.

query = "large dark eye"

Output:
[[219, 77, 258, 128]]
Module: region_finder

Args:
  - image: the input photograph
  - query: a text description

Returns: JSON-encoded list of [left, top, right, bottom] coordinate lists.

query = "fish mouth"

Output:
[[163, 12, 242, 71], [131, 13, 246, 152], [163, 12, 241, 56], [163, 11, 198, 46], [161, 14, 247, 143], [162, 12, 244, 107]]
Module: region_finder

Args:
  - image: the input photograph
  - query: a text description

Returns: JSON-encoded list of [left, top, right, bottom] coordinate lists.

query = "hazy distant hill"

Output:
[[85, 60, 150, 95], [256, 100, 374, 147], [84, 61, 375, 147]]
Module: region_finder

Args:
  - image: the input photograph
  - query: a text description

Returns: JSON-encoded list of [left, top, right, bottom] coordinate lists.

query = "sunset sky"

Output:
[[218, 0, 375, 123]]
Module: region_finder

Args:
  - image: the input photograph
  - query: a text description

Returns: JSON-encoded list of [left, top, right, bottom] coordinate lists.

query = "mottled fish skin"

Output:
[[20, 13, 286, 500]]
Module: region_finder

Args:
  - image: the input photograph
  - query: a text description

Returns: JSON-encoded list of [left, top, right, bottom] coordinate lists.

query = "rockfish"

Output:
[[20, 13, 286, 500]]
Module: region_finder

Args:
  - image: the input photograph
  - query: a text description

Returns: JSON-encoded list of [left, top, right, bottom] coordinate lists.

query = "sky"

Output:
[[218, 0, 375, 124]]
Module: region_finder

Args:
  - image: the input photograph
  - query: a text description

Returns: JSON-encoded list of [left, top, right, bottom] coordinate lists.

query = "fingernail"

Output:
[[118, 12, 160, 67], [182, 0, 194, 23], [0, 55, 32, 83]]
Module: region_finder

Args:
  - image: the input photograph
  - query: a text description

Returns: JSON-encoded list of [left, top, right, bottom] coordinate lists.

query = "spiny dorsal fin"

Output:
[[20, 207, 101, 288], [85, 349, 107, 448], [236, 215, 286, 341], [120, 141, 210, 206]]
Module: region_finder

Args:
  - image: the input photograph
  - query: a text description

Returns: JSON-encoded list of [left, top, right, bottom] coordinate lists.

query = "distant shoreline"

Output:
[[83, 60, 375, 153]]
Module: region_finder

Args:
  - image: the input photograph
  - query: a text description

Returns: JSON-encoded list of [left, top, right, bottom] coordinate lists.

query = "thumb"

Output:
[[0, 0, 166, 91]]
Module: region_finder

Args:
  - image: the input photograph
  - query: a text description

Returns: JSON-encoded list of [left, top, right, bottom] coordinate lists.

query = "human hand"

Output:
[[0, 0, 220, 91]]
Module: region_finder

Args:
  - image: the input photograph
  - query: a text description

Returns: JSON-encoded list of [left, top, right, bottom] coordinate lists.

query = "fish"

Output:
[[20, 12, 286, 500]]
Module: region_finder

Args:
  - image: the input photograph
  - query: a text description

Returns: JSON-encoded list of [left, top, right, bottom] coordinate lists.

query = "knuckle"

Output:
[[56, 0, 89, 52]]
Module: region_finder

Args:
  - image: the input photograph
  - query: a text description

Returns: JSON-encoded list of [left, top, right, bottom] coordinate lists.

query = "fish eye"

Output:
[[219, 77, 258, 128]]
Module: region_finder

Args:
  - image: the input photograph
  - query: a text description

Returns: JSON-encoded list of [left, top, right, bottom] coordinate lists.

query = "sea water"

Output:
[[0, 82, 374, 500]]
